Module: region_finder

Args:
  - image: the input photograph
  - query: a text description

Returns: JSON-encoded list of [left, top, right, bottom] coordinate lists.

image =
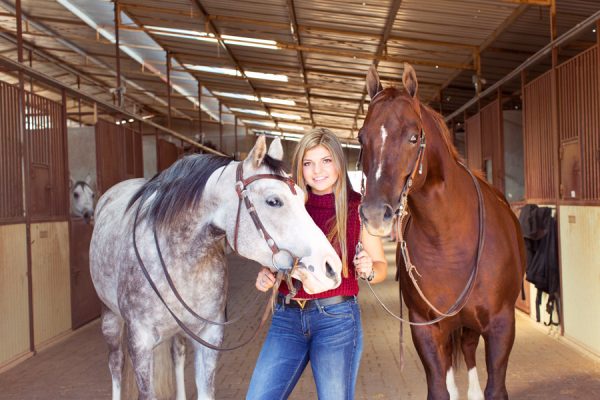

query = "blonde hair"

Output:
[[292, 128, 350, 277]]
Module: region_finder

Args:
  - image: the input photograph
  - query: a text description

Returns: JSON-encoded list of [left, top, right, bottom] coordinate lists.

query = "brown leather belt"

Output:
[[278, 295, 355, 310]]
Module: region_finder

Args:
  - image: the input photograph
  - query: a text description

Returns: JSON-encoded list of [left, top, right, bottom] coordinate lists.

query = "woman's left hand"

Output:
[[353, 250, 374, 280]]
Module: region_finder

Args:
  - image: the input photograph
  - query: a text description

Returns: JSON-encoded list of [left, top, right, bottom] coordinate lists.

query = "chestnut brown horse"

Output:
[[358, 64, 525, 400]]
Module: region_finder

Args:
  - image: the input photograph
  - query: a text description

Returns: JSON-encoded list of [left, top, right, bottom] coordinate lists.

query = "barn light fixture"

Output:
[[271, 112, 302, 120], [242, 120, 276, 128], [213, 91, 296, 106], [277, 123, 305, 131], [229, 108, 269, 116], [184, 65, 288, 82], [146, 26, 278, 50]]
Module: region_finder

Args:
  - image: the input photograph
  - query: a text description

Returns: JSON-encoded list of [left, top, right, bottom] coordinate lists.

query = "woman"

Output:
[[247, 128, 387, 400]]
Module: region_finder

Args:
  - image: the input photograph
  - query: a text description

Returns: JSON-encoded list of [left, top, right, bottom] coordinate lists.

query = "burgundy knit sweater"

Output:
[[280, 188, 362, 299]]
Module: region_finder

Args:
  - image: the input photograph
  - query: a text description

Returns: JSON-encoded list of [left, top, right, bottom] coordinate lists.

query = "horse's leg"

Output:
[[171, 335, 187, 400], [126, 324, 157, 400], [101, 307, 125, 400], [411, 325, 452, 400], [461, 328, 484, 400], [482, 309, 516, 400], [192, 324, 224, 400]]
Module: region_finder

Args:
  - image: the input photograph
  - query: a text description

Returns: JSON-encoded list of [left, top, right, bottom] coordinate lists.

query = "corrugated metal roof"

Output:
[[0, 0, 599, 139]]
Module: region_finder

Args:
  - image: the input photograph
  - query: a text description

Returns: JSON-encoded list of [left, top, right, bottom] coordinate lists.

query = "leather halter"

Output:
[[232, 161, 298, 270]]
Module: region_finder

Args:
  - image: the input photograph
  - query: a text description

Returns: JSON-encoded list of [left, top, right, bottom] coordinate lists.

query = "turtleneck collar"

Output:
[[306, 189, 335, 209]]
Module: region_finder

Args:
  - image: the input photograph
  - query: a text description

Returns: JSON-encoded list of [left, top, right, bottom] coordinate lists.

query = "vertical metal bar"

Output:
[[549, 0, 564, 335], [114, 0, 122, 107], [166, 51, 172, 129], [234, 115, 238, 159], [77, 76, 82, 127], [219, 101, 223, 151], [197, 83, 202, 137], [16, 0, 35, 354]]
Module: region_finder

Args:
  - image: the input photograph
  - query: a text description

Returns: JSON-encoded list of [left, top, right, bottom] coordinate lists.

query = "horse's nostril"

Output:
[[383, 204, 394, 221], [325, 262, 335, 279], [359, 205, 368, 224]]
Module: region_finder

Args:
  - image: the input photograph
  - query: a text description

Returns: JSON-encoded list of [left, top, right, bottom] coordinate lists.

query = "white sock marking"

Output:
[[467, 367, 484, 400], [446, 367, 459, 400]]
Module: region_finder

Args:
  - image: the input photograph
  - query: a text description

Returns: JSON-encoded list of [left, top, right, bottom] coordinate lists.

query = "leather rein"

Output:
[[132, 161, 301, 351], [357, 105, 486, 327]]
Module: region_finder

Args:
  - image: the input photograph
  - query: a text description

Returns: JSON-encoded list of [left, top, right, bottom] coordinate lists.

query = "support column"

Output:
[[114, 1, 122, 107], [219, 101, 223, 151], [166, 51, 172, 129]]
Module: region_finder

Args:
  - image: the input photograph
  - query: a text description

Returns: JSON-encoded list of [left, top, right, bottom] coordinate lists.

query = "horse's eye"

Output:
[[73, 192, 80, 199], [266, 197, 283, 208], [409, 134, 418, 144]]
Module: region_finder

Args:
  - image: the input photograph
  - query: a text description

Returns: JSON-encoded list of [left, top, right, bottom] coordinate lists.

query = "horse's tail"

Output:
[[451, 327, 462, 370]]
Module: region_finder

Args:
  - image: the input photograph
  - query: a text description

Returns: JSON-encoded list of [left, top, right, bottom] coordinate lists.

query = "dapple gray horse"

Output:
[[70, 174, 95, 223], [90, 137, 342, 400]]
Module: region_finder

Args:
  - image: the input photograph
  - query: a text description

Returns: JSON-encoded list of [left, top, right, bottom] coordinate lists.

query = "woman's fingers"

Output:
[[255, 267, 276, 292]]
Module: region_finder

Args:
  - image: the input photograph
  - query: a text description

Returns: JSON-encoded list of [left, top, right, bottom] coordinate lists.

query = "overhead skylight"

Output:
[[262, 97, 296, 106], [278, 123, 304, 131], [184, 65, 288, 82], [271, 112, 301, 120], [213, 92, 296, 106], [229, 108, 269, 116], [213, 91, 259, 101], [146, 26, 278, 50], [243, 120, 276, 128]]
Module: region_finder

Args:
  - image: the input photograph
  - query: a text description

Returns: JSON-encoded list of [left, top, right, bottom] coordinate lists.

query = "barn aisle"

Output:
[[1, 243, 599, 399]]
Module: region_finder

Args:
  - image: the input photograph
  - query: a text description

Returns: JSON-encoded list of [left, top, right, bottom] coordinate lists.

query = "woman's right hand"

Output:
[[255, 267, 276, 292]]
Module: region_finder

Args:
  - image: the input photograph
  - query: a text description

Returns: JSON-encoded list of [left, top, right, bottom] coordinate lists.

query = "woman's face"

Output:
[[302, 145, 340, 195]]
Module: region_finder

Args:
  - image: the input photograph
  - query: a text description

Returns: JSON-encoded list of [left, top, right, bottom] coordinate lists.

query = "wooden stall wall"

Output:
[[523, 71, 556, 202], [559, 206, 600, 356], [95, 119, 143, 194], [0, 81, 71, 366], [465, 113, 482, 172], [157, 138, 182, 172], [0, 224, 29, 366], [31, 222, 70, 347]]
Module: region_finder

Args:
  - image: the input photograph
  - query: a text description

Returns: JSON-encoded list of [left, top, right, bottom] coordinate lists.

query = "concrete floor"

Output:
[[1, 242, 599, 399]]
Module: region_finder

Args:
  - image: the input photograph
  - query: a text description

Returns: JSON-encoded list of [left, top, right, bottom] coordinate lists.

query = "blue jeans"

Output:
[[246, 297, 363, 400]]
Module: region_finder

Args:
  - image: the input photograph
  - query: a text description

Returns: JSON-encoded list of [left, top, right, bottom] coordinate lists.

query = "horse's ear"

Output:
[[69, 177, 74, 189], [402, 62, 418, 98], [267, 137, 284, 161], [366, 65, 383, 99], [85, 174, 92, 185], [246, 135, 268, 168]]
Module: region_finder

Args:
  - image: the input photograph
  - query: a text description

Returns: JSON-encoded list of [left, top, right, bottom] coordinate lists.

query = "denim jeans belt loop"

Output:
[[278, 295, 354, 310]]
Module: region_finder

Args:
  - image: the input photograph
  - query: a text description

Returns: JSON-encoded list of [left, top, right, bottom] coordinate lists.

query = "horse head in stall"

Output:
[[90, 136, 341, 400], [358, 63, 525, 400], [70, 174, 95, 223]]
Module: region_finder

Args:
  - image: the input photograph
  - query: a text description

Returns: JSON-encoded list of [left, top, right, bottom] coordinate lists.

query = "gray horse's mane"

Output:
[[127, 153, 285, 231]]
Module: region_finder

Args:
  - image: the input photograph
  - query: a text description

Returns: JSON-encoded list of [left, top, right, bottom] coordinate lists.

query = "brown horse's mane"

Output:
[[422, 102, 512, 206]]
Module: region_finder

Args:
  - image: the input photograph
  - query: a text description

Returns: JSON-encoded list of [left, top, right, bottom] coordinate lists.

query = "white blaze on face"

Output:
[[375, 124, 388, 181], [446, 367, 459, 400], [467, 367, 484, 400]]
